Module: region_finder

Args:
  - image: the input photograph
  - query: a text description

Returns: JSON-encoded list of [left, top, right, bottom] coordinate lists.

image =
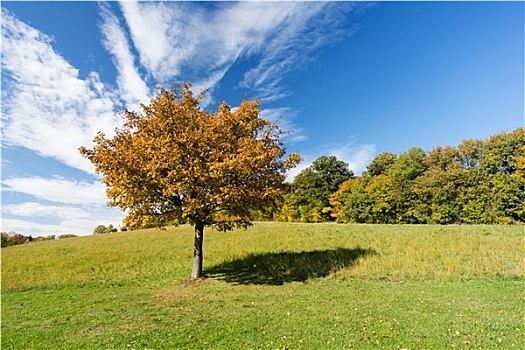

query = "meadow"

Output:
[[2, 223, 524, 349]]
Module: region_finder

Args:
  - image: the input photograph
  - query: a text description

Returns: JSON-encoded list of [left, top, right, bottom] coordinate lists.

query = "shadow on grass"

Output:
[[205, 247, 376, 285]]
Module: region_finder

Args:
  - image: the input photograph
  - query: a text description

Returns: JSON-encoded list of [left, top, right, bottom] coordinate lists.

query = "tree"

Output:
[[388, 147, 426, 182], [490, 172, 525, 223], [423, 145, 460, 172], [366, 152, 397, 176], [366, 174, 397, 223], [93, 225, 107, 235], [457, 139, 483, 169], [286, 156, 353, 222], [80, 83, 300, 278], [480, 128, 525, 174], [329, 175, 374, 223], [412, 166, 466, 224]]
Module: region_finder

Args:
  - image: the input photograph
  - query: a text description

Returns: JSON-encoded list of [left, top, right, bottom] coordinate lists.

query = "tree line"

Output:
[[1, 232, 78, 248], [267, 127, 524, 225]]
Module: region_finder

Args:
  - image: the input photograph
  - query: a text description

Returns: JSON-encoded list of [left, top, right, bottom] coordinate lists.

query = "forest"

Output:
[[271, 127, 524, 225]]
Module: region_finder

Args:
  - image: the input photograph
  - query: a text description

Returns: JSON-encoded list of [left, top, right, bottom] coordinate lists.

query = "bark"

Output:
[[191, 221, 205, 278]]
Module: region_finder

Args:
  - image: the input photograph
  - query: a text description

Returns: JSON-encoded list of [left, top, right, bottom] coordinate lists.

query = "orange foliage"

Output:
[[80, 83, 301, 230]]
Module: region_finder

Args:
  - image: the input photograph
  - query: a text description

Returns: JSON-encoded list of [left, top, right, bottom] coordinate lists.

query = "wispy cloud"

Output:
[[119, 1, 178, 81], [3, 202, 89, 218], [3, 176, 107, 205], [2, 3, 356, 176], [240, 2, 356, 100], [1, 10, 120, 173], [2, 2, 358, 170], [98, 2, 150, 111], [116, 1, 355, 101], [2, 179, 126, 236]]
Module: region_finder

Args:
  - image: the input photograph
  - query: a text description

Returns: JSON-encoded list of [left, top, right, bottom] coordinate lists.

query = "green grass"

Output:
[[2, 223, 524, 349]]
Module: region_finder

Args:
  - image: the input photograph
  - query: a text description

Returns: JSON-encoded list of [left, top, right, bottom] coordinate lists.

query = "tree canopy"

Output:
[[284, 156, 353, 222], [329, 128, 525, 225], [80, 83, 300, 277]]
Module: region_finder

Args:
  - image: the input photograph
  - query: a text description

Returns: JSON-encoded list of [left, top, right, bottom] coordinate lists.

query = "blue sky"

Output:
[[2, 1, 524, 236]]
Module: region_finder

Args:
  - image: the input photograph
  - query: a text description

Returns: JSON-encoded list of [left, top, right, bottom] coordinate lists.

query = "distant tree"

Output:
[[1, 232, 32, 247], [490, 172, 525, 224], [456, 129, 525, 223], [412, 167, 466, 224], [80, 83, 300, 278], [516, 146, 525, 176], [93, 225, 107, 235], [286, 156, 353, 222], [58, 234, 78, 239], [1, 232, 10, 247], [366, 174, 398, 223], [106, 224, 118, 233], [382, 147, 426, 223]]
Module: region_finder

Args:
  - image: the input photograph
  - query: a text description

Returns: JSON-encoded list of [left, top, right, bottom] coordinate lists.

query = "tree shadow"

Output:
[[205, 247, 376, 285]]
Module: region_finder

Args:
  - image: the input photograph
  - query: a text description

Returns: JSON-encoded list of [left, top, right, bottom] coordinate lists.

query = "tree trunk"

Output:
[[191, 221, 205, 278]]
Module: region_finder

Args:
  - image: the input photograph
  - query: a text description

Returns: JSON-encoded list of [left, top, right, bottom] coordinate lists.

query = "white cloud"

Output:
[[1, 10, 120, 173], [2, 176, 107, 205], [3, 202, 89, 219], [98, 2, 150, 111], [2, 3, 357, 177], [119, 1, 175, 80], [2, 200, 126, 237], [2, 218, 88, 236], [2, 215, 124, 237], [120, 1, 271, 86]]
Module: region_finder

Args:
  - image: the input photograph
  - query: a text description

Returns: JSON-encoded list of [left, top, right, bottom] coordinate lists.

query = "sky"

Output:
[[1, 1, 524, 236]]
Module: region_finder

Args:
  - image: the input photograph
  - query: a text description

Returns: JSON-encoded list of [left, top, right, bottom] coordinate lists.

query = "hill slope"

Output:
[[2, 223, 524, 349]]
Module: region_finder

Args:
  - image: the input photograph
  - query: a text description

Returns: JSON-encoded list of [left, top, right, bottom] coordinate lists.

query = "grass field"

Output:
[[2, 223, 524, 349]]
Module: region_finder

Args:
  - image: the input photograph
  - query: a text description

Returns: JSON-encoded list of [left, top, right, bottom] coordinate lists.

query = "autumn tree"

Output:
[[80, 83, 300, 278]]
